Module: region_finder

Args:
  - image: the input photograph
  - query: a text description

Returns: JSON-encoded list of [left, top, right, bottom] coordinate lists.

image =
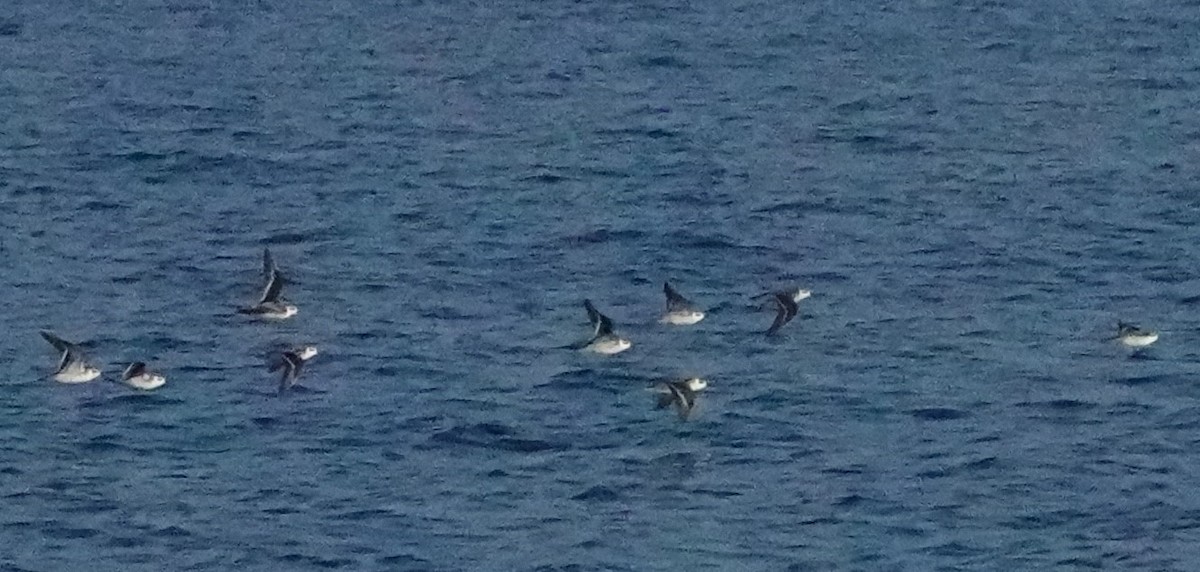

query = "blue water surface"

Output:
[[3, 0, 1200, 570]]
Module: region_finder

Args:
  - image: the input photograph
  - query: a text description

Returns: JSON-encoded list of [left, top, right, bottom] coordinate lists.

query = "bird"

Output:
[[291, 345, 319, 361], [122, 362, 166, 390], [650, 377, 708, 420], [266, 344, 318, 369], [579, 299, 632, 354], [756, 291, 799, 336], [238, 248, 298, 319], [1116, 322, 1158, 348], [39, 331, 101, 383], [660, 282, 705, 325], [269, 346, 318, 394]]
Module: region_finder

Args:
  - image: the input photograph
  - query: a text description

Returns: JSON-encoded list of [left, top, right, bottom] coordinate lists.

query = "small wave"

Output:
[[262, 506, 302, 515], [105, 535, 147, 549], [42, 523, 100, 540], [80, 435, 130, 454], [418, 305, 474, 320], [1116, 76, 1188, 91], [81, 200, 127, 211], [337, 508, 394, 522], [848, 133, 926, 154], [916, 456, 998, 479], [154, 525, 191, 537], [753, 197, 837, 215], [377, 554, 433, 567], [1113, 373, 1171, 385], [978, 40, 1016, 51], [264, 232, 312, 245], [278, 554, 358, 569], [834, 493, 868, 507], [561, 228, 645, 245], [9, 184, 59, 197], [594, 125, 681, 140], [1040, 399, 1095, 411], [319, 435, 378, 449], [638, 55, 690, 69], [1054, 557, 1104, 568], [520, 172, 574, 184], [571, 485, 620, 502], [672, 232, 742, 250], [910, 407, 969, 421], [107, 393, 177, 407], [430, 422, 564, 453], [113, 150, 180, 163], [0, 20, 21, 36]]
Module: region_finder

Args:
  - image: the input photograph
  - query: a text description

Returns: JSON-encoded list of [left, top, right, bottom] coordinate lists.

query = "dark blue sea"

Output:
[[4, 0, 1200, 569]]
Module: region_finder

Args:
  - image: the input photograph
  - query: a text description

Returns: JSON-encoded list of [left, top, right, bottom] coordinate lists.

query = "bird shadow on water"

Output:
[[1119, 348, 1158, 361]]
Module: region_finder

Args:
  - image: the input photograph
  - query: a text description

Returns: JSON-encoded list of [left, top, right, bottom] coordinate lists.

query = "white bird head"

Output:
[[296, 345, 319, 360], [683, 377, 708, 391]]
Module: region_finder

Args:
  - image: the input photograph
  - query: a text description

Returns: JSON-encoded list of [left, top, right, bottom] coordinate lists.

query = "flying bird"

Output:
[[759, 291, 799, 336], [39, 331, 101, 383], [1115, 321, 1158, 348], [660, 282, 705, 325], [578, 299, 631, 354], [269, 346, 318, 394], [238, 248, 298, 319], [122, 362, 166, 390], [650, 377, 709, 420]]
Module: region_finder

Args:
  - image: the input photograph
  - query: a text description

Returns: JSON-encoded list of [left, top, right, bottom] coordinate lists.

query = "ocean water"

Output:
[[3, 0, 1200, 570]]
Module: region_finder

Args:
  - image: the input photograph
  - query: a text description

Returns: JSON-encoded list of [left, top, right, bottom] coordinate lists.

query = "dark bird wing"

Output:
[[40, 330, 71, 354], [41, 331, 86, 364], [663, 282, 692, 312], [55, 349, 71, 373], [583, 299, 615, 337], [667, 382, 696, 420], [259, 269, 285, 304], [262, 248, 276, 279], [765, 292, 798, 336], [654, 386, 675, 409], [123, 362, 147, 380], [278, 352, 303, 393], [584, 299, 601, 327]]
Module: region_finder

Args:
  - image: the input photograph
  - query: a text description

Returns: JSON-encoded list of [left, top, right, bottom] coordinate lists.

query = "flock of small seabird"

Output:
[[35, 248, 1161, 420], [572, 282, 815, 419], [576, 284, 1159, 420], [39, 248, 315, 395]]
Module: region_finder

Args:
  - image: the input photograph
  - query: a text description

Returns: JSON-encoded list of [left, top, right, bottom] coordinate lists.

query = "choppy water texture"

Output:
[[3, 0, 1200, 570]]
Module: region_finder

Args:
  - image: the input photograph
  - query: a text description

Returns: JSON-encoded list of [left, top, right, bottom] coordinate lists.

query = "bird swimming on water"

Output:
[[660, 281, 705, 325], [39, 331, 101, 383], [238, 248, 298, 319]]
